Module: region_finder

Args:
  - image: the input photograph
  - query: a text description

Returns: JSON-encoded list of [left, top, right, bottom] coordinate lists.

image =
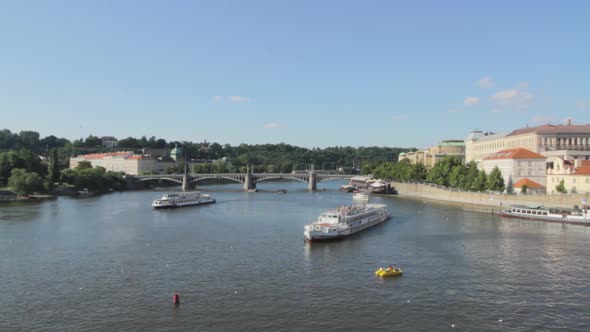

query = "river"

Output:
[[1, 181, 589, 331]]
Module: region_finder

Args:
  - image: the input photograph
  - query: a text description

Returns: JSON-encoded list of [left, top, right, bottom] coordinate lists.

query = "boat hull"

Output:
[[304, 214, 390, 242], [498, 212, 589, 226], [152, 199, 216, 209]]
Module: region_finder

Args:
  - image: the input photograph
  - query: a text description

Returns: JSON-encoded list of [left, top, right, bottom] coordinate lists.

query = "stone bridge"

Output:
[[132, 172, 355, 191]]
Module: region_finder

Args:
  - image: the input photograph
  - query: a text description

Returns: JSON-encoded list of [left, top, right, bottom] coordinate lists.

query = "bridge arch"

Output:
[[190, 176, 244, 185], [137, 177, 183, 184], [254, 176, 309, 184]]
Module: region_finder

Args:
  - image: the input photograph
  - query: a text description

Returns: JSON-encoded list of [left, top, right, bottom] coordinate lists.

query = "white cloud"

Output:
[[577, 100, 589, 110], [516, 82, 529, 89], [213, 96, 223, 102], [448, 109, 464, 114], [228, 96, 251, 102], [263, 122, 280, 129], [390, 114, 408, 121], [477, 76, 495, 88], [464, 96, 479, 106], [491, 89, 533, 109]]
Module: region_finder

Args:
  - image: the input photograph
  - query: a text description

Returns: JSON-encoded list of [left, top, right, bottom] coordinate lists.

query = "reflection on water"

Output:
[[0, 181, 589, 331]]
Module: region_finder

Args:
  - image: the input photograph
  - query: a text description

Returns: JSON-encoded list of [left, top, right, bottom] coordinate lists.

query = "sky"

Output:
[[1, 0, 589, 149]]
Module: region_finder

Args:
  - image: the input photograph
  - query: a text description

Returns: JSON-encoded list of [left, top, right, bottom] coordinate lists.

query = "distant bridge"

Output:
[[132, 172, 355, 191]]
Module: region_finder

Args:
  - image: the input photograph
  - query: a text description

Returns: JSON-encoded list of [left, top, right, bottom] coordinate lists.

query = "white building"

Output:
[[546, 157, 590, 194], [481, 148, 547, 190], [465, 121, 590, 165], [69, 152, 156, 175]]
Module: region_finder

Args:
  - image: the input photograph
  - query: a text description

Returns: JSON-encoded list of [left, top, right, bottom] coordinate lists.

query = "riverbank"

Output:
[[390, 181, 590, 212]]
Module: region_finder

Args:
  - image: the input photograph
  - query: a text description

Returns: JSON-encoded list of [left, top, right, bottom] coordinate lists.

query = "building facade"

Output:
[[69, 152, 156, 175], [481, 148, 547, 191], [546, 158, 590, 194], [465, 121, 590, 165], [399, 140, 465, 168]]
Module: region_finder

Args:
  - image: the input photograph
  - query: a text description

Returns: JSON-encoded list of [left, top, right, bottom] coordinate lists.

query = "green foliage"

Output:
[[8, 168, 43, 195], [486, 166, 505, 192], [555, 179, 567, 194], [472, 170, 488, 191], [47, 148, 60, 186], [521, 184, 528, 194], [62, 166, 126, 191], [427, 156, 463, 186], [76, 161, 93, 170], [0, 153, 10, 185]]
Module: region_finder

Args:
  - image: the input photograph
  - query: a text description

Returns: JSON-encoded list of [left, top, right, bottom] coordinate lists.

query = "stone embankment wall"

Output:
[[391, 181, 590, 212]]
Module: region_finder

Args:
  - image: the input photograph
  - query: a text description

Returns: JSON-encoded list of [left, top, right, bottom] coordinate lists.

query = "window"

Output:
[[573, 178, 576, 183], [587, 178, 590, 184]]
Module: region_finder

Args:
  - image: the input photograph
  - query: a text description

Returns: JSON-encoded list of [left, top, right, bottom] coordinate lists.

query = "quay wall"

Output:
[[390, 181, 590, 212]]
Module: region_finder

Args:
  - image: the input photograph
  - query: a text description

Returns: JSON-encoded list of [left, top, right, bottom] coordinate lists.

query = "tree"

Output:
[[47, 148, 60, 186], [486, 166, 505, 192], [76, 161, 93, 170], [472, 170, 487, 191], [521, 184, 528, 194], [0, 153, 10, 185], [8, 168, 43, 195], [506, 176, 513, 194], [555, 179, 567, 194]]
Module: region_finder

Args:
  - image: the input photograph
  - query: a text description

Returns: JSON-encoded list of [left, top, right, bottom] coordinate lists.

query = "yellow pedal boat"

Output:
[[375, 267, 403, 277]]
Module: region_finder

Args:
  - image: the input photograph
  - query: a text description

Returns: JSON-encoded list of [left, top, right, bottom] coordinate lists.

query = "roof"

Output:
[[439, 140, 465, 147], [484, 148, 546, 160], [572, 166, 590, 175], [74, 151, 135, 160], [513, 178, 545, 189], [508, 123, 590, 136]]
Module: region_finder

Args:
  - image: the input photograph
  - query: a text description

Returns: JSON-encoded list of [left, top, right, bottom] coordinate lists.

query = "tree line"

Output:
[[372, 156, 506, 192]]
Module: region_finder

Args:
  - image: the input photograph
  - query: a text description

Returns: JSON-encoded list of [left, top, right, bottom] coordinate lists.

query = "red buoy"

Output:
[[173, 293, 180, 305]]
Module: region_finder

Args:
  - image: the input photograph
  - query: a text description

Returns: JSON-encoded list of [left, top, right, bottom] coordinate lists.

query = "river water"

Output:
[[1, 181, 589, 331]]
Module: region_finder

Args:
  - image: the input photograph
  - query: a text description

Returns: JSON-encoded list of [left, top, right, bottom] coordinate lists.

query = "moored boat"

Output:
[[304, 204, 390, 241], [499, 205, 590, 226], [152, 191, 216, 209]]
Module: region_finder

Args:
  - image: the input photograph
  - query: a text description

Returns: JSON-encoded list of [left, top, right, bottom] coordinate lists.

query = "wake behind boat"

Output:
[[304, 204, 390, 241], [152, 191, 216, 209]]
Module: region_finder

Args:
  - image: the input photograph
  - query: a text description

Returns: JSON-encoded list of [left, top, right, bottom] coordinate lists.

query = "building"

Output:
[[465, 121, 590, 165], [481, 148, 547, 191], [513, 178, 545, 194], [546, 158, 590, 194], [170, 144, 183, 162], [399, 140, 465, 168], [69, 151, 156, 175], [100, 136, 118, 149]]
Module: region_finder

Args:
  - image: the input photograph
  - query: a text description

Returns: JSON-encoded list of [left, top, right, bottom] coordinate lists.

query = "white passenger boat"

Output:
[[499, 205, 590, 226], [304, 204, 390, 241], [152, 192, 215, 209], [352, 192, 369, 201]]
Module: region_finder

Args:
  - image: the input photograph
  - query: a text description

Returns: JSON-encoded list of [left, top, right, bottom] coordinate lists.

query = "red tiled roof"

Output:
[[573, 166, 590, 175], [514, 178, 545, 188], [75, 151, 134, 160], [508, 123, 590, 136], [484, 148, 546, 160], [581, 160, 590, 167]]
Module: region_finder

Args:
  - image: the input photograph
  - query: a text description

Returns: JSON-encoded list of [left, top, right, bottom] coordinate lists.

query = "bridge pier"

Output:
[[182, 173, 192, 191], [244, 173, 256, 192], [308, 173, 317, 191]]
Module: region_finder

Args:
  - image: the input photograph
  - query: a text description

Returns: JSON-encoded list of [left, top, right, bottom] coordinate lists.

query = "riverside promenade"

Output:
[[391, 181, 590, 213]]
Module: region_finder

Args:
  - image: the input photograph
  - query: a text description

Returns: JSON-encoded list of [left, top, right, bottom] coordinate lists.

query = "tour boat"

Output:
[[152, 191, 215, 209], [499, 205, 590, 226], [352, 192, 369, 201], [304, 204, 390, 241]]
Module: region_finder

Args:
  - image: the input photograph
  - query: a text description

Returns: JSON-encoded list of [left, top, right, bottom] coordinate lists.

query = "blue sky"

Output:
[[1, 0, 589, 148]]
